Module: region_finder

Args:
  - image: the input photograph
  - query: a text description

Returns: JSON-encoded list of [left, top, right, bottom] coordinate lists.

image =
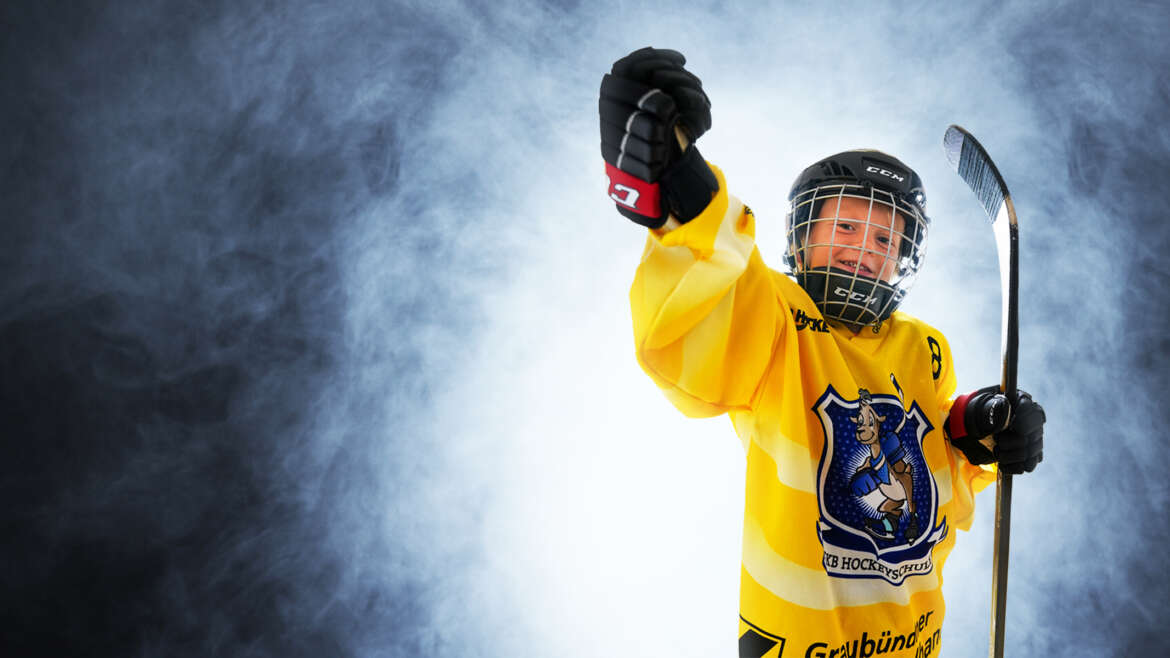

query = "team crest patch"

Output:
[[813, 377, 947, 585]]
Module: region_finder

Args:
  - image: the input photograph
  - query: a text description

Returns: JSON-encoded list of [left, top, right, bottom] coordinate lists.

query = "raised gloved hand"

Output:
[[599, 47, 718, 228], [945, 385, 1045, 474]]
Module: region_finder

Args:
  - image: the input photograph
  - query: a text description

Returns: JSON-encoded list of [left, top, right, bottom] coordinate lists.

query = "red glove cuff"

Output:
[[948, 390, 975, 440], [605, 162, 662, 220]]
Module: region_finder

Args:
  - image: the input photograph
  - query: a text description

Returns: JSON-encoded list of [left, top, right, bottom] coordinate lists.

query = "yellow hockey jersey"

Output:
[[630, 164, 995, 658]]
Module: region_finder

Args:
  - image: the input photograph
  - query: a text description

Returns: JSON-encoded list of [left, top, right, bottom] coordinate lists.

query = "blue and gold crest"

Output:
[[813, 376, 947, 584]]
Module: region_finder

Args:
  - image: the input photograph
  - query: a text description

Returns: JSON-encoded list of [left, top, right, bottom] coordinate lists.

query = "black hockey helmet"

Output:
[[784, 149, 931, 329]]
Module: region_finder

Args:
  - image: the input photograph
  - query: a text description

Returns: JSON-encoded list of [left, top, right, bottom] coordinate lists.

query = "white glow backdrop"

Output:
[[3, 1, 1168, 656]]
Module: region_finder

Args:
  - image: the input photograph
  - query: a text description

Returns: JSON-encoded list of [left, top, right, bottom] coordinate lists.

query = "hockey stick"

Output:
[[942, 125, 1019, 658]]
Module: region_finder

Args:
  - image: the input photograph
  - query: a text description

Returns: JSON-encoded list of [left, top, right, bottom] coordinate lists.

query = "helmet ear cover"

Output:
[[782, 196, 820, 271]]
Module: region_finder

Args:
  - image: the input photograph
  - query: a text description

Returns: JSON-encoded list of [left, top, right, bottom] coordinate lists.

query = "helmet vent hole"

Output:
[[820, 162, 854, 178]]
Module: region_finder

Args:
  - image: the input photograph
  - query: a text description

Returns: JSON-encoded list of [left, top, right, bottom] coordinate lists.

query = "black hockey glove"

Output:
[[945, 385, 1046, 474], [599, 47, 718, 229]]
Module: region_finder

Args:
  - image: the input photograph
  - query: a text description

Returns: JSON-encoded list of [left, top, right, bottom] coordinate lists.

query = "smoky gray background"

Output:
[[2, 0, 1166, 656]]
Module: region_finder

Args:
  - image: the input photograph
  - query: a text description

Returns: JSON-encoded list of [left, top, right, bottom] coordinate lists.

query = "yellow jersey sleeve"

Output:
[[629, 164, 785, 418]]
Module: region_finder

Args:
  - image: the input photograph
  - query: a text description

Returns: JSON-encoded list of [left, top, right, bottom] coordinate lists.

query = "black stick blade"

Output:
[[943, 125, 1010, 223]]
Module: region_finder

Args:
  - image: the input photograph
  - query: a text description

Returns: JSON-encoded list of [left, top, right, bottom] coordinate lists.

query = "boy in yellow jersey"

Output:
[[599, 47, 1046, 657]]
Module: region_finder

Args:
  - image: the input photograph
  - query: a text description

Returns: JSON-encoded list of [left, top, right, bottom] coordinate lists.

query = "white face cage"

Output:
[[784, 183, 930, 328]]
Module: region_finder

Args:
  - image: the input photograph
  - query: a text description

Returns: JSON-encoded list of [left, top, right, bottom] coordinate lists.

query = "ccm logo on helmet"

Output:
[[834, 287, 878, 306], [866, 165, 906, 183]]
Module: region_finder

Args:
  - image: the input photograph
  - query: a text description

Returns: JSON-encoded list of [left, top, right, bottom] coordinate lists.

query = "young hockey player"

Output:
[[599, 47, 1045, 657]]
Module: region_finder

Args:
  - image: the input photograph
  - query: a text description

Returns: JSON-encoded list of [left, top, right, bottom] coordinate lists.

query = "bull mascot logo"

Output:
[[813, 375, 948, 584]]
